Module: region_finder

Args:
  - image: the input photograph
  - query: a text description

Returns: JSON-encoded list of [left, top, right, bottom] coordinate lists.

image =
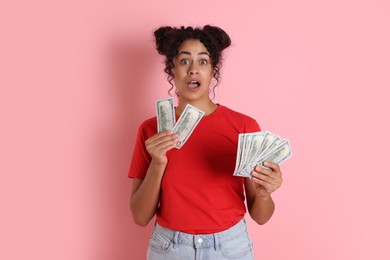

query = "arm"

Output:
[[244, 161, 283, 225], [130, 131, 178, 226]]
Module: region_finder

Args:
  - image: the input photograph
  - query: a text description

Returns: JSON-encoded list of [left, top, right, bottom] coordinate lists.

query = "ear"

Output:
[[171, 63, 176, 75]]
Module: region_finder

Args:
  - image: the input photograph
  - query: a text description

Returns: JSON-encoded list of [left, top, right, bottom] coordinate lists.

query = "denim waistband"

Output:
[[153, 219, 248, 249]]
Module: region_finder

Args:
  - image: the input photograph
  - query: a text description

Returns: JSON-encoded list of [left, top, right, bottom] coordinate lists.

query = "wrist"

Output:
[[151, 155, 168, 165], [256, 188, 272, 201], [150, 158, 168, 169]]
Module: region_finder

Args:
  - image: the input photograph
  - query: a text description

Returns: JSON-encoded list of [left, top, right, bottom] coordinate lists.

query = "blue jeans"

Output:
[[147, 218, 254, 260]]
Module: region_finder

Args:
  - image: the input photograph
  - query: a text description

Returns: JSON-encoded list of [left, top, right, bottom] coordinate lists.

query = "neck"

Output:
[[176, 99, 217, 116]]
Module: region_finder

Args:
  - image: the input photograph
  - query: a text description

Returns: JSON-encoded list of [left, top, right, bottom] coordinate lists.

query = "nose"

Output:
[[188, 62, 199, 75]]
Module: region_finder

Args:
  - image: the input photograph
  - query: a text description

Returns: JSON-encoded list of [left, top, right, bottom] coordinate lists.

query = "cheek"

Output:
[[201, 65, 213, 74], [172, 67, 186, 78]]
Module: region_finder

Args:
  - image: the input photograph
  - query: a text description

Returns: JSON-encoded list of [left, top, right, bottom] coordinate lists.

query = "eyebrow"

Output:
[[177, 51, 210, 56]]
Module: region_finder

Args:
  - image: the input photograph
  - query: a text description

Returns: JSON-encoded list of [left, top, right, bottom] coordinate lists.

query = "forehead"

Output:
[[177, 39, 209, 54]]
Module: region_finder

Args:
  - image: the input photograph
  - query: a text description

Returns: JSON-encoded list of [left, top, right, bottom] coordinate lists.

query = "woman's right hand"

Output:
[[145, 130, 178, 165]]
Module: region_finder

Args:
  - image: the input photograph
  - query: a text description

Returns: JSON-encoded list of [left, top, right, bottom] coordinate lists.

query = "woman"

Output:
[[129, 25, 283, 259]]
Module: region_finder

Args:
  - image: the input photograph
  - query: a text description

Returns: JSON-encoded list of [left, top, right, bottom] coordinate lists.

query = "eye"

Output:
[[180, 59, 190, 65], [199, 59, 208, 65]]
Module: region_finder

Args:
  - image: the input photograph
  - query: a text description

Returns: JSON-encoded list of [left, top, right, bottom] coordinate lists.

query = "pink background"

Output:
[[1, 0, 389, 259]]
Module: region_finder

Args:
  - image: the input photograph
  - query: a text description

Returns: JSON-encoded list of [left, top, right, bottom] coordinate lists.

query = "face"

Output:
[[171, 39, 214, 103]]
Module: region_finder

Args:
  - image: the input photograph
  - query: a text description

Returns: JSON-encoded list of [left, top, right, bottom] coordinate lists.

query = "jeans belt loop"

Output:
[[172, 231, 179, 249], [213, 233, 220, 251]]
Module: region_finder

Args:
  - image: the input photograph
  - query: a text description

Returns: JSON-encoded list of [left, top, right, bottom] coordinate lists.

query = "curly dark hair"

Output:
[[153, 25, 231, 98]]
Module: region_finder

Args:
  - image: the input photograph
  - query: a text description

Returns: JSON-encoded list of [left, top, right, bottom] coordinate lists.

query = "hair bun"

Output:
[[154, 26, 176, 55], [203, 25, 231, 51]]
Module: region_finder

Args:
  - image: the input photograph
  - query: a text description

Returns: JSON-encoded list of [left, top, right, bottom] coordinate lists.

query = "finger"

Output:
[[148, 138, 178, 154], [146, 130, 175, 144], [156, 138, 179, 151], [251, 172, 281, 193], [146, 132, 178, 148], [254, 164, 282, 179], [253, 165, 273, 176], [251, 171, 271, 185], [251, 170, 282, 187], [155, 134, 178, 148], [263, 161, 281, 174]]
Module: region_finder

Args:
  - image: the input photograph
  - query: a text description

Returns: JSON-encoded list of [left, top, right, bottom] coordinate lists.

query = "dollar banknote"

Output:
[[156, 97, 176, 132], [233, 131, 292, 178], [172, 104, 205, 149], [257, 140, 292, 169]]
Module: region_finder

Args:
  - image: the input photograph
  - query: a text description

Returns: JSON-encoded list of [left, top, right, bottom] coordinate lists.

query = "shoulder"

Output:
[[220, 105, 258, 124], [140, 116, 157, 128], [137, 116, 158, 138], [221, 105, 255, 119], [218, 105, 261, 132]]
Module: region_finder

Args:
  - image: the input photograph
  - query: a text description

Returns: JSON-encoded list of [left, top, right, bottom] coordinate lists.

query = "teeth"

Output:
[[187, 81, 200, 88]]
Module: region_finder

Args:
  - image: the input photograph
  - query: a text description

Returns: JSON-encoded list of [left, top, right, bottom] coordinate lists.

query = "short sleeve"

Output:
[[128, 118, 156, 178], [246, 118, 261, 133]]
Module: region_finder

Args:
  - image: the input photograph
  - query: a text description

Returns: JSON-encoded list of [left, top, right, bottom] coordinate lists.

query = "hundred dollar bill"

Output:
[[234, 133, 247, 176], [246, 132, 266, 167], [172, 104, 205, 149], [236, 134, 252, 174], [256, 134, 282, 163], [233, 134, 246, 175], [233, 131, 292, 178], [234, 132, 263, 177], [257, 140, 292, 169], [256, 132, 277, 158], [156, 97, 176, 132], [235, 132, 264, 176]]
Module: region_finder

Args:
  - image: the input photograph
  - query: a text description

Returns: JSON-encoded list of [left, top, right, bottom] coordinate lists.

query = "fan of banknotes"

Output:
[[233, 131, 292, 178], [156, 97, 292, 176], [156, 97, 204, 149]]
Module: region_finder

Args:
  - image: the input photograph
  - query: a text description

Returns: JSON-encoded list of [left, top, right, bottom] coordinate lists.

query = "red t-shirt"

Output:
[[128, 105, 260, 234]]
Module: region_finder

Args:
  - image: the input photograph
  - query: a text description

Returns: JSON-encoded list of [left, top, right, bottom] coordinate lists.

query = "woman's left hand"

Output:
[[250, 161, 283, 194]]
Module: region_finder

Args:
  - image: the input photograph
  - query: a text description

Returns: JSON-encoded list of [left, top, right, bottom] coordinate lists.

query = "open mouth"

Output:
[[187, 80, 200, 89]]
